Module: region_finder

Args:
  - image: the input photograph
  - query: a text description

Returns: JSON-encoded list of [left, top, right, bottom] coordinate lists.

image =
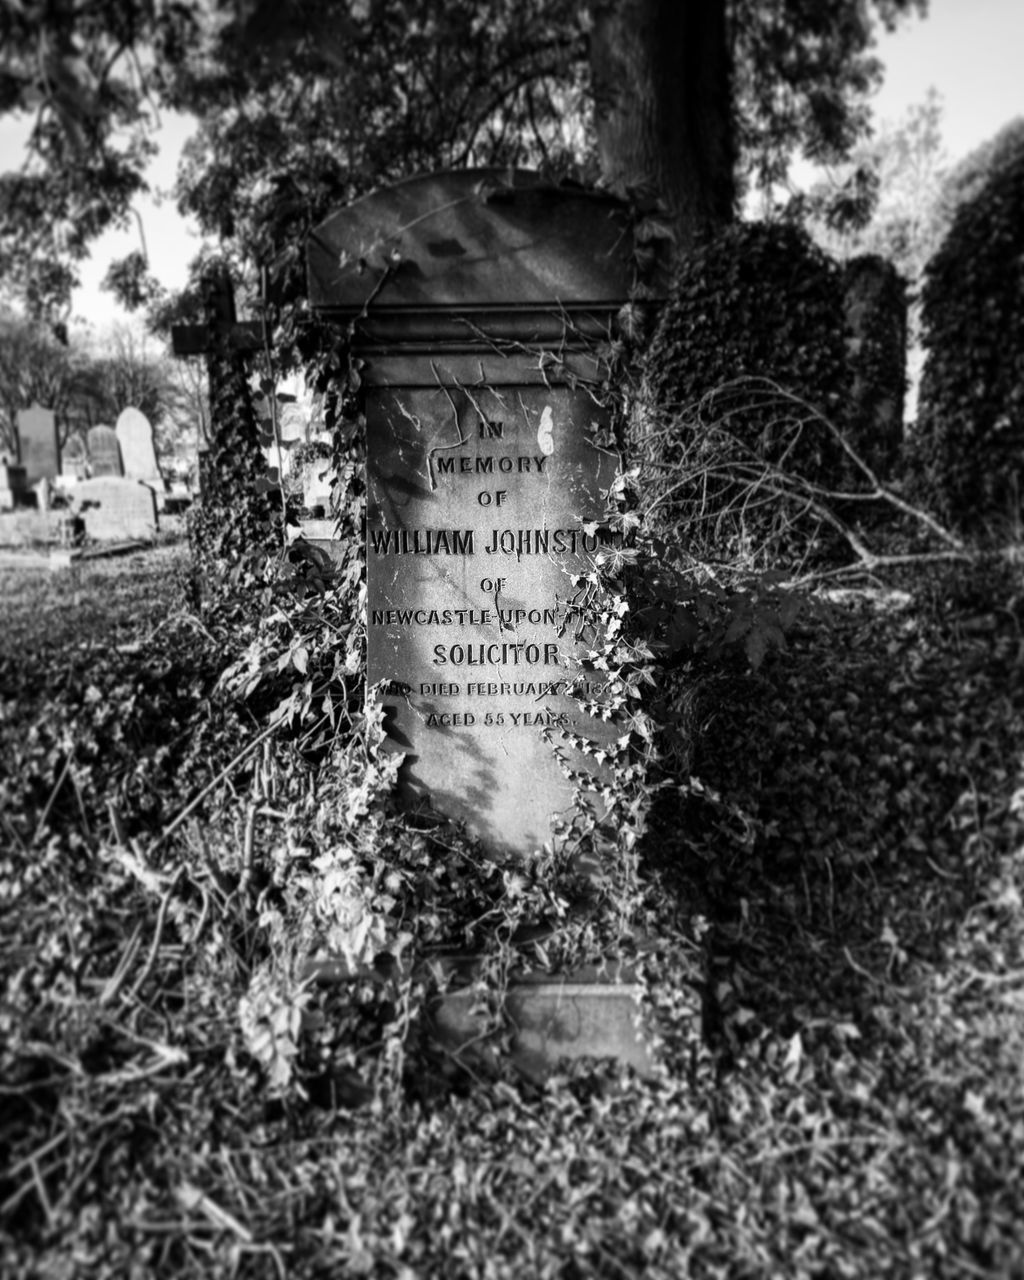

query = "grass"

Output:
[[2, 542, 1024, 1277]]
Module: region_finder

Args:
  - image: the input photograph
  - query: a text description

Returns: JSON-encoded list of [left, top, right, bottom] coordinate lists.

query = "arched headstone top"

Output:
[[307, 169, 649, 322], [116, 406, 162, 483]]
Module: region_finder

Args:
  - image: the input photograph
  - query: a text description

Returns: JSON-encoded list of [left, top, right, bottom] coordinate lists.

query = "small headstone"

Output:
[[257, 396, 305, 480], [196, 444, 212, 495], [279, 403, 307, 443], [302, 444, 333, 514], [62, 432, 89, 481], [16, 405, 59, 485], [87, 425, 124, 477], [72, 477, 157, 542], [115, 407, 163, 485], [0, 462, 28, 511], [164, 480, 193, 514]]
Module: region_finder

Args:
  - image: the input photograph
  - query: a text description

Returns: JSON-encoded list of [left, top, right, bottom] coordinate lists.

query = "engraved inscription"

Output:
[[366, 383, 618, 854]]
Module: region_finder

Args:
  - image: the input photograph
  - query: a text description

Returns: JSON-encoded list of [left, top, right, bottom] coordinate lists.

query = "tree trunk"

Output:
[[589, 0, 734, 248]]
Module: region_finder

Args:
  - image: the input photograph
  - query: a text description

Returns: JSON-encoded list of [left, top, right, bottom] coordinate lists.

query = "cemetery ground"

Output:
[[2, 540, 1024, 1278]]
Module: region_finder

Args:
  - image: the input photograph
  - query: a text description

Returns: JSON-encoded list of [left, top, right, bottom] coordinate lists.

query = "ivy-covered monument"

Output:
[[305, 169, 667, 1075], [909, 126, 1024, 531]]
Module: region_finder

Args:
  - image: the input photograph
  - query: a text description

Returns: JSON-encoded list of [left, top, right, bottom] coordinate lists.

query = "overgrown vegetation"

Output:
[[908, 124, 1024, 531], [642, 224, 853, 561], [3, 427, 1024, 1274]]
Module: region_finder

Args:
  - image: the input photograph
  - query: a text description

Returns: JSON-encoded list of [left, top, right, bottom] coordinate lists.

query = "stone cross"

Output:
[[170, 270, 266, 506]]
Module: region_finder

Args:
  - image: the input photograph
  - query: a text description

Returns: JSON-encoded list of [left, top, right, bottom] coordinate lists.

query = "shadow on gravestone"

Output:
[[16, 405, 59, 486], [87, 425, 124, 478], [72, 477, 158, 542]]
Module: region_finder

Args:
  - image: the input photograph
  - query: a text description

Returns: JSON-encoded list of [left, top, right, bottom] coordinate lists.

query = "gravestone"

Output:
[[0, 462, 27, 511], [62, 432, 89, 481], [255, 394, 304, 481], [307, 170, 670, 1073], [87, 425, 123, 477], [302, 447, 333, 514], [308, 170, 643, 858], [73, 477, 157, 542], [116, 407, 162, 485], [16, 405, 59, 485]]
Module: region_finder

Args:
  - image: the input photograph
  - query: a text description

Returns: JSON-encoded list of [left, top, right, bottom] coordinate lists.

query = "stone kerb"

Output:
[[309, 170, 639, 859]]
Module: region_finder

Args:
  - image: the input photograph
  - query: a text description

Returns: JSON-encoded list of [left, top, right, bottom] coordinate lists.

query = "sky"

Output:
[[4, 0, 1024, 331], [869, 0, 1023, 158]]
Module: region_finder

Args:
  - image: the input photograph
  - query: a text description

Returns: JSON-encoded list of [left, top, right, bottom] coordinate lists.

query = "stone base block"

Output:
[[432, 978, 656, 1078], [307, 954, 673, 1079]]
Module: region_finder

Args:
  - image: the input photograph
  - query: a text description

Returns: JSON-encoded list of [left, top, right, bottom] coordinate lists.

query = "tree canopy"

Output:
[[0, 0, 926, 320]]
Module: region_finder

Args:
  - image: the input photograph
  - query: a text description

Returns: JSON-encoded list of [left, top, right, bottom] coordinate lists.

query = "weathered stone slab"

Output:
[[73, 477, 157, 542], [87, 425, 123, 477], [16, 405, 59, 485], [433, 979, 657, 1079]]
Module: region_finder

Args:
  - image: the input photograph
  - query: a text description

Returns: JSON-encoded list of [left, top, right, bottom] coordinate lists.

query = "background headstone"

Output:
[[256, 394, 305, 481], [61, 432, 89, 482], [16, 405, 59, 485], [302, 438, 333, 513], [73, 477, 157, 542], [87, 425, 124, 477], [0, 462, 27, 511], [115, 407, 162, 485]]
